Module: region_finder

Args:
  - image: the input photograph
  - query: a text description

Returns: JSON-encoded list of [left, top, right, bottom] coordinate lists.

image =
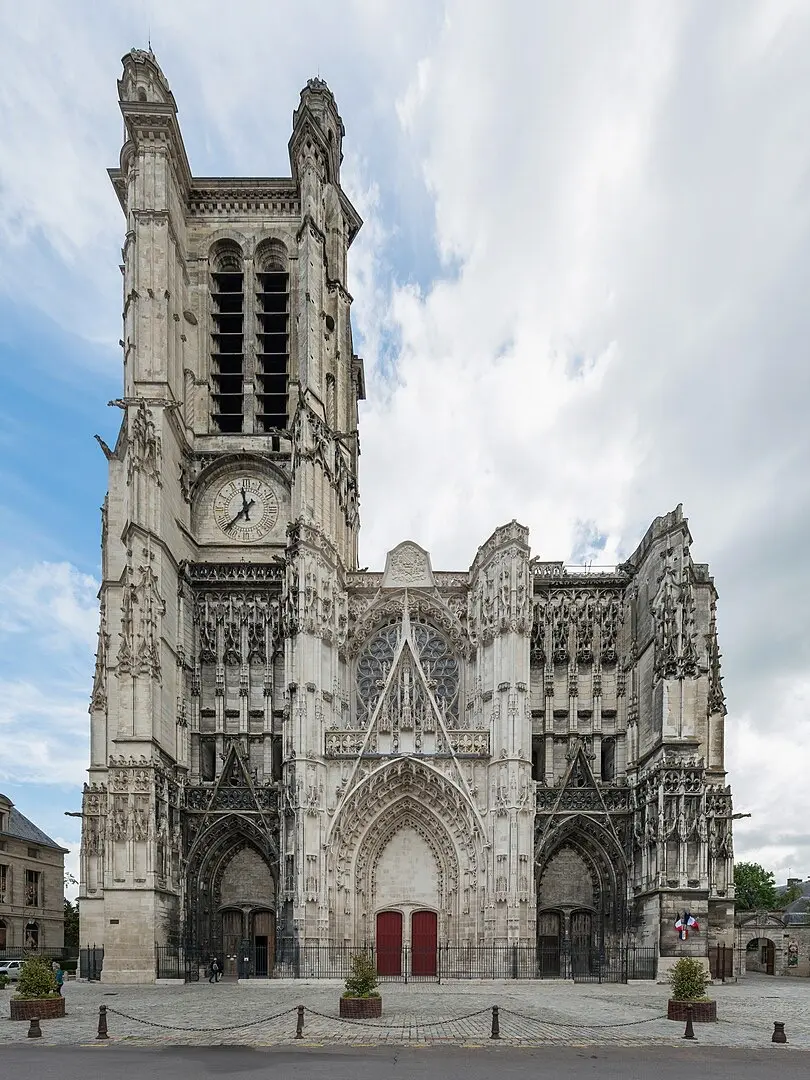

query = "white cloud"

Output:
[[0, 680, 90, 785], [0, 562, 98, 653], [0, 563, 97, 787], [0, 1, 809, 882]]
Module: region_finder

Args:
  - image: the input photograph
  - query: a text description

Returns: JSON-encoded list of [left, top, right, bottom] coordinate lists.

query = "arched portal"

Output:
[[328, 758, 484, 947], [535, 815, 629, 973], [185, 814, 278, 975], [745, 936, 776, 975]]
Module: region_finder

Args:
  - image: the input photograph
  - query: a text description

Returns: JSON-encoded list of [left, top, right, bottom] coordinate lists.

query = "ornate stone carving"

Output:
[[382, 541, 434, 589], [652, 557, 699, 679], [90, 598, 110, 711], [127, 401, 162, 486], [706, 599, 726, 715]]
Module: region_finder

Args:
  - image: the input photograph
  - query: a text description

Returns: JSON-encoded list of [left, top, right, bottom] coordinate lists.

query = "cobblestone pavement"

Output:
[[1, 974, 807, 1048]]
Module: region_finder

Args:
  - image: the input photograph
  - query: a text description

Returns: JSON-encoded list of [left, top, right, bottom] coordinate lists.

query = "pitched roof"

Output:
[[0, 797, 69, 853]]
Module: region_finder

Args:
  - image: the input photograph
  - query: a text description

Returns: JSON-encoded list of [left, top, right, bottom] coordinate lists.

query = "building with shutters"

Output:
[[80, 49, 736, 983], [0, 794, 67, 953]]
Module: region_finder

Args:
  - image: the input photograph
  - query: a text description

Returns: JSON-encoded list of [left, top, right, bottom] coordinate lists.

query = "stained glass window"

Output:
[[355, 620, 460, 726]]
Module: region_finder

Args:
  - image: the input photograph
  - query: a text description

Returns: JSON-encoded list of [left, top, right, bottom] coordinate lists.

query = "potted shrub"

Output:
[[9, 955, 66, 1021], [667, 956, 716, 1022], [339, 951, 382, 1019]]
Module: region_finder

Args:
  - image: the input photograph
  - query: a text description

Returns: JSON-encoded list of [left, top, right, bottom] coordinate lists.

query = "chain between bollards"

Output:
[[772, 1021, 787, 1044], [296, 1004, 304, 1039], [682, 1003, 695, 1041], [490, 1005, 500, 1040], [27, 1017, 42, 1039], [96, 1004, 109, 1040]]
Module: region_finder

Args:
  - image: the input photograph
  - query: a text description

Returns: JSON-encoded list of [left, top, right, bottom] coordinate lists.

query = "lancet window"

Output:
[[210, 242, 245, 433], [208, 239, 291, 438]]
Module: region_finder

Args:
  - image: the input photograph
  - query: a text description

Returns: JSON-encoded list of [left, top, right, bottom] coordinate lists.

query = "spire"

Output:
[[118, 47, 176, 109], [289, 76, 344, 184]]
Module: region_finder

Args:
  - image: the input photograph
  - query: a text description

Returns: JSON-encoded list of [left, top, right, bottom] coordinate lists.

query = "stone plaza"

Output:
[[1, 975, 808, 1049]]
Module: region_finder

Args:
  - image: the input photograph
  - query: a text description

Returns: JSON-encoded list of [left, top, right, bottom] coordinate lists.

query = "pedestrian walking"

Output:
[[55, 966, 64, 995], [208, 957, 220, 983]]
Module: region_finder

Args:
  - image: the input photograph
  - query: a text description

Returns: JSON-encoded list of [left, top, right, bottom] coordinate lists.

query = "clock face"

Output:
[[213, 477, 279, 543]]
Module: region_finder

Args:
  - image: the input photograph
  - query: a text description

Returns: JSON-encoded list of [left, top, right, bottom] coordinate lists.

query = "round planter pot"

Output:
[[667, 999, 716, 1023], [339, 996, 382, 1019], [10, 996, 66, 1021]]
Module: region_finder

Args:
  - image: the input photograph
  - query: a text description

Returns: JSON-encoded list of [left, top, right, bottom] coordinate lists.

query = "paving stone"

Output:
[[0, 974, 806, 1049]]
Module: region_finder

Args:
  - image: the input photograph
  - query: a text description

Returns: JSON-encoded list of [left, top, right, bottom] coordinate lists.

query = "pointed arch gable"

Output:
[[356, 795, 457, 905], [328, 757, 485, 856]]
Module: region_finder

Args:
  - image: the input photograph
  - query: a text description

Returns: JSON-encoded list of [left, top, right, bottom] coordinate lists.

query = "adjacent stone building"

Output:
[[80, 49, 736, 982], [0, 794, 67, 952]]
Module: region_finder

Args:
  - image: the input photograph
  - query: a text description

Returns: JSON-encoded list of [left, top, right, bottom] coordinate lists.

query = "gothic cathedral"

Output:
[[80, 50, 736, 982]]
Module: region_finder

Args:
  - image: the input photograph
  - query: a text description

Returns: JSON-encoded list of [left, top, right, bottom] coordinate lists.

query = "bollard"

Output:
[[96, 1004, 109, 1040], [296, 1005, 304, 1039], [682, 1003, 696, 1041], [772, 1021, 787, 1044], [27, 1017, 42, 1039], [490, 1005, 500, 1040]]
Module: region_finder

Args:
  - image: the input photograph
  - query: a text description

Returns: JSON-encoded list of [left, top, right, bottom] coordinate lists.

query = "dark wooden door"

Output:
[[766, 939, 775, 975], [537, 910, 561, 975], [221, 909, 242, 979], [411, 910, 437, 976], [376, 911, 403, 976], [253, 910, 275, 977], [570, 910, 594, 975]]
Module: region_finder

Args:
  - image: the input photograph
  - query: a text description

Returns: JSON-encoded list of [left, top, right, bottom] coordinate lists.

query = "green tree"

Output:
[[734, 861, 777, 910], [17, 955, 57, 1000], [64, 898, 79, 950], [343, 952, 380, 999]]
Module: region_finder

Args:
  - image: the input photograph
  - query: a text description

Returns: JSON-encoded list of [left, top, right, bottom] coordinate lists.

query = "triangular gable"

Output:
[[368, 604, 447, 743], [330, 594, 481, 827], [536, 742, 624, 855], [207, 739, 262, 812]]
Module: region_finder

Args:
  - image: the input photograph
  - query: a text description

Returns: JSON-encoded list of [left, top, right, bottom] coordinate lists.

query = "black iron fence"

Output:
[[155, 945, 206, 981], [0, 946, 72, 963], [708, 943, 734, 981], [569, 945, 657, 983], [79, 945, 104, 981], [229, 942, 658, 982]]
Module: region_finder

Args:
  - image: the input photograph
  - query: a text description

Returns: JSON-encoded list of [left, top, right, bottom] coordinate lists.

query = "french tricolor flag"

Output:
[[675, 912, 700, 940]]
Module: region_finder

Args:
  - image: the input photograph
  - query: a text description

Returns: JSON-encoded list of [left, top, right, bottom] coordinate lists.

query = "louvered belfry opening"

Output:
[[210, 244, 245, 432], [256, 246, 290, 434]]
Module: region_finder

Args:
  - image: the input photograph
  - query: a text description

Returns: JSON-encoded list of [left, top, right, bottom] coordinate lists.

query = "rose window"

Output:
[[355, 620, 460, 726]]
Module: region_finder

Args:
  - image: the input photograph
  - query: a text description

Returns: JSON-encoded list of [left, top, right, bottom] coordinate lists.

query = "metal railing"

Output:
[[79, 944, 104, 981], [228, 942, 658, 982], [0, 946, 72, 962]]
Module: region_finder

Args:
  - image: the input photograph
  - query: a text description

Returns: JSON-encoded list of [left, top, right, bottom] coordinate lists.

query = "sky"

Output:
[[1, 0, 809, 900]]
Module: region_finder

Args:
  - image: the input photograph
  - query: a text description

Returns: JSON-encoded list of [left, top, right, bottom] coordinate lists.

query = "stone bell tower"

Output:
[[79, 49, 363, 981]]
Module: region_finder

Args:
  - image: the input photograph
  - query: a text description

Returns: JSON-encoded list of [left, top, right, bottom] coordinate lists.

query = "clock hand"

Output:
[[223, 505, 248, 530], [223, 498, 256, 530]]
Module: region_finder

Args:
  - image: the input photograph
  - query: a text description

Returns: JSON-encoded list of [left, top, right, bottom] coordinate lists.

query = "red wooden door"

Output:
[[411, 910, 437, 976], [376, 911, 403, 975]]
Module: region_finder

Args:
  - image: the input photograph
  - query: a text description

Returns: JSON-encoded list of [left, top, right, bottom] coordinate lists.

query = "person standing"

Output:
[[55, 966, 64, 996]]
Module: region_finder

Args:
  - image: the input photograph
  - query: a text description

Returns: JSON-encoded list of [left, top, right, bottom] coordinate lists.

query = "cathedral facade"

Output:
[[79, 50, 736, 982]]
